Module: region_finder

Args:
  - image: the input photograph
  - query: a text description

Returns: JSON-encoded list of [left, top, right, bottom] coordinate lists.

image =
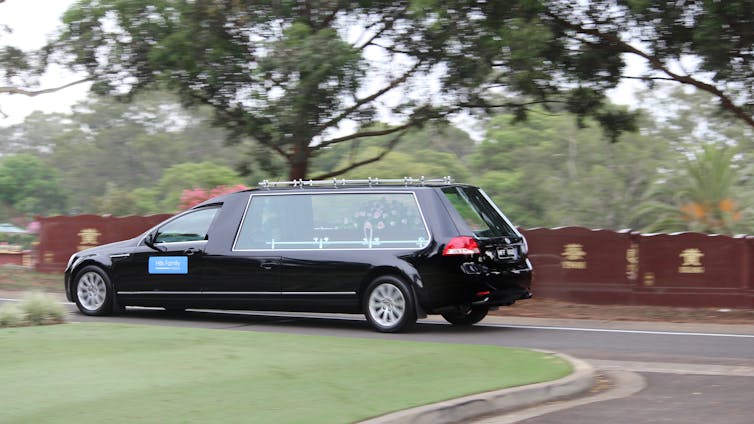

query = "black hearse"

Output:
[[65, 177, 532, 332]]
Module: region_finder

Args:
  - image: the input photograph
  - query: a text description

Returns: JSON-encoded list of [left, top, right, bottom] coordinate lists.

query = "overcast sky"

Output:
[[0, 0, 88, 126], [0, 0, 641, 129]]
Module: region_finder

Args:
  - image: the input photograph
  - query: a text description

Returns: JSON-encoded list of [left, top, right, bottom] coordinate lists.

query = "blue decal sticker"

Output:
[[149, 256, 188, 274]]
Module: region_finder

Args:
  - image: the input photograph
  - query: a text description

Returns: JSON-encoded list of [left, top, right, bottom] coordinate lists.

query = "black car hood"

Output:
[[78, 237, 141, 256]]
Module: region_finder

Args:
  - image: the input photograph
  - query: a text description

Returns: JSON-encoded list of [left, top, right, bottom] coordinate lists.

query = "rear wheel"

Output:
[[73, 266, 114, 316], [441, 305, 489, 326], [363, 276, 416, 333]]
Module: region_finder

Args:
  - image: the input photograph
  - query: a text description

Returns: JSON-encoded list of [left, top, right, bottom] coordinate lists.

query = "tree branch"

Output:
[[366, 42, 413, 55], [318, 7, 340, 29], [621, 75, 678, 82], [316, 119, 418, 150], [356, 23, 391, 51], [353, 6, 407, 50], [311, 129, 409, 180], [546, 12, 754, 129], [459, 99, 564, 109], [0, 77, 91, 97], [312, 60, 423, 137]]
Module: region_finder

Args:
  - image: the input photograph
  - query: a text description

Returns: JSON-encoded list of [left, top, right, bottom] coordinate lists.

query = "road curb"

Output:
[[360, 352, 594, 424]]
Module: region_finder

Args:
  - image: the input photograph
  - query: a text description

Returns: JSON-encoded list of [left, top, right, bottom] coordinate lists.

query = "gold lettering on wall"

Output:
[[626, 243, 639, 280], [77, 228, 102, 251], [561, 243, 587, 269], [643, 272, 655, 287], [678, 248, 705, 274]]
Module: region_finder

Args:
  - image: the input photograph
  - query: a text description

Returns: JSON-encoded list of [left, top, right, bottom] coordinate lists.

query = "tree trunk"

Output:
[[288, 143, 310, 180]]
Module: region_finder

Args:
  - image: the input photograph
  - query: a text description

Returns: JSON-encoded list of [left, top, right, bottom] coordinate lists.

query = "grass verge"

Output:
[[0, 266, 62, 293], [0, 291, 66, 327], [0, 323, 571, 423]]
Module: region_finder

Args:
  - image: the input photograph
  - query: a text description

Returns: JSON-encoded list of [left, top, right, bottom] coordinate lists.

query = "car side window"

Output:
[[154, 207, 219, 243], [234, 193, 429, 250]]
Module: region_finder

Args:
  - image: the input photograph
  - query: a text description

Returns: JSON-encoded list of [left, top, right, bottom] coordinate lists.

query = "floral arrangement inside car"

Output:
[[342, 197, 426, 247]]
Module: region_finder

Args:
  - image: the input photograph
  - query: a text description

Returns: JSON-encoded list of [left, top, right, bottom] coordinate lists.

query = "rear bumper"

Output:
[[470, 264, 533, 307], [473, 287, 533, 307], [420, 259, 533, 312]]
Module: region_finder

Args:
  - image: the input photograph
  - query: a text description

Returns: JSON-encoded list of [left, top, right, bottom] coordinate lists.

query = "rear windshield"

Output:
[[442, 186, 518, 238]]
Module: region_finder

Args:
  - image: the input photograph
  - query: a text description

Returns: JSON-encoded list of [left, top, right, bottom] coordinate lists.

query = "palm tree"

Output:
[[632, 145, 746, 234]]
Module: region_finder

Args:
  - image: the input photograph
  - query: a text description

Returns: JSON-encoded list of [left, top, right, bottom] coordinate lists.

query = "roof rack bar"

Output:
[[258, 176, 454, 189]]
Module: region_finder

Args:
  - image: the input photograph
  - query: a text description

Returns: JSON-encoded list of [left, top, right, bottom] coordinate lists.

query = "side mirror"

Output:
[[144, 231, 166, 252]]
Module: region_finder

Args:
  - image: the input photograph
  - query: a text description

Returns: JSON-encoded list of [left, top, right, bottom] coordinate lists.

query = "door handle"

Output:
[[260, 262, 276, 270], [184, 247, 201, 256]]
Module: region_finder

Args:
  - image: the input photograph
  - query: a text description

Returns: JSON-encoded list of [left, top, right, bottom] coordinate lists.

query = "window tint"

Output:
[[442, 187, 517, 238], [155, 207, 219, 243], [235, 193, 429, 250]]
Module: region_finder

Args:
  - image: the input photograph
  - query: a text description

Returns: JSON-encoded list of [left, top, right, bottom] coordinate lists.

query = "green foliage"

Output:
[[51, 0, 651, 180], [0, 90, 251, 214], [634, 145, 749, 234], [0, 232, 36, 250], [156, 162, 244, 212], [331, 147, 470, 182], [19, 291, 66, 326], [0, 154, 67, 218], [0, 45, 31, 81], [56, 1, 398, 179], [630, 87, 754, 234], [475, 171, 548, 228], [310, 123, 475, 180], [0, 292, 66, 328], [0, 303, 22, 327], [627, 0, 754, 85], [469, 110, 669, 229], [94, 183, 161, 216]]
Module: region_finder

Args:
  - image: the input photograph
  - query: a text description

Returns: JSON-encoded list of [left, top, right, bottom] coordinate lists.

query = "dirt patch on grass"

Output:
[[0, 266, 63, 293], [497, 297, 754, 324]]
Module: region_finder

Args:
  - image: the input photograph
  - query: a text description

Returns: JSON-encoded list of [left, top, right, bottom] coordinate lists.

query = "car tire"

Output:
[[441, 305, 489, 326], [73, 265, 114, 316], [363, 276, 416, 333]]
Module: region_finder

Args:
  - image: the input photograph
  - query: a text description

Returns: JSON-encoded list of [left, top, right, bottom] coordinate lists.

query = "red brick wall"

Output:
[[36, 214, 172, 273], [33, 217, 754, 308], [520, 227, 754, 308]]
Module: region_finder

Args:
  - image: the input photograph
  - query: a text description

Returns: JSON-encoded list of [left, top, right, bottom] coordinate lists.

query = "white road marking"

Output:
[[484, 323, 754, 338]]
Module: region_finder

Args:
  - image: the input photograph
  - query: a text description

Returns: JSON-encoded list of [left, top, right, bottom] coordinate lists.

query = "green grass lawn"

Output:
[[1, 323, 571, 423]]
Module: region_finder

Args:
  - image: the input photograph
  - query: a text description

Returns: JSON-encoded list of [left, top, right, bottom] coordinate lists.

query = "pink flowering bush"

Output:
[[178, 184, 249, 210]]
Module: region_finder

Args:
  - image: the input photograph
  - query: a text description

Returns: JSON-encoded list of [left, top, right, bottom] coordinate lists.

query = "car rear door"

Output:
[[199, 194, 283, 305]]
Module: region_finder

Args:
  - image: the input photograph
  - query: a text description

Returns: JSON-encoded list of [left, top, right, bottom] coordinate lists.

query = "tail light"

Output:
[[443, 236, 480, 256]]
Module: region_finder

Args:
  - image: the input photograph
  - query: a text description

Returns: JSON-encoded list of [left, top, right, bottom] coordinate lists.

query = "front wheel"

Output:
[[441, 305, 489, 326], [363, 276, 416, 333], [73, 266, 114, 316]]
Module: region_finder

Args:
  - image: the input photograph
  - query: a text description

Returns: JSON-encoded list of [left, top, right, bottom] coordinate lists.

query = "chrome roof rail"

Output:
[[258, 176, 454, 189]]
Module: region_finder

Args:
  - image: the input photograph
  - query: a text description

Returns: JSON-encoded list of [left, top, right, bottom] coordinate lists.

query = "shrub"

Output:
[[20, 292, 66, 325], [0, 292, 66, 328], [0, 303, 23, 327]]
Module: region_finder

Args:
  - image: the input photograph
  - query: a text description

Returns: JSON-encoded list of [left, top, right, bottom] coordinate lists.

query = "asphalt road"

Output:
[[4, 299, 754, 423]]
